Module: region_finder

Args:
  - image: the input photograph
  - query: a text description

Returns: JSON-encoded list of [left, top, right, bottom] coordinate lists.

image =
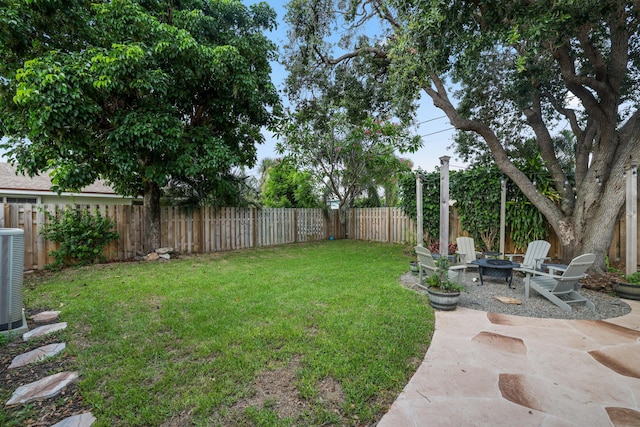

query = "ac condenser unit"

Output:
[[0, 228, 27, 334]]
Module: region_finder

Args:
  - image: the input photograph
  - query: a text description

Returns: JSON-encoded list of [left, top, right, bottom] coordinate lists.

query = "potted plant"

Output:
[[409, 261, 419, 274], [612, 272, 640, 300], [425, 257, 465, 310]]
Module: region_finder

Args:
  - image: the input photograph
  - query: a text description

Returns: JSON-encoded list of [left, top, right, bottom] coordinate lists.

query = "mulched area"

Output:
[[570, 262, 626, 293], [0, 308, 92, 427]]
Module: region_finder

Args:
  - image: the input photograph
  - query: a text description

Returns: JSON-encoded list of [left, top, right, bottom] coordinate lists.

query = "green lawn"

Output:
[[17, 240, 434, 426]]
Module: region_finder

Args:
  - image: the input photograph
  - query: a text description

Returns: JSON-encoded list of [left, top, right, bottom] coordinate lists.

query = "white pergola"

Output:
[[415, 156, 451, 259], [626, 163, 638, 275]]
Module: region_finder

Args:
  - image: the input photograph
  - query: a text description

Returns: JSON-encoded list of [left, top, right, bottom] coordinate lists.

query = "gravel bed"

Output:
[[400, 271, 632, 320]]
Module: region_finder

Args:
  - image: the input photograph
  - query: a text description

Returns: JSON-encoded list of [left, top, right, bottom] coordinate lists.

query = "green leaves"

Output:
[[400, 165, 549, 251], [262, 157, 321, 208], [40, 206, 119, 269], [280, 107, 418, 216], [1, 0, 281, 200]]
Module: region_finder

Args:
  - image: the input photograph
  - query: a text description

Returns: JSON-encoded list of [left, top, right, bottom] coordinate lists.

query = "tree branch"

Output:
[[577, 25, 607, 81], [314, 44, 388, 65], [553, 43, 609, 124], [524, 93, 575, 213], [372, 1, 400, 29], [423, 73, 566, 226], [542, 90, 582, 139]]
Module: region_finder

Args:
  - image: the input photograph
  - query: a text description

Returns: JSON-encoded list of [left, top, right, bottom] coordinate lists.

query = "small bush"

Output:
[[427, 241, 457, 255], [40, 206, 119, 269], [624, 272, 640, 284]]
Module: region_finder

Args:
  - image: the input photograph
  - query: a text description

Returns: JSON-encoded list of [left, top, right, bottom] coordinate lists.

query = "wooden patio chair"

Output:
[[456, 237, 480, 268], [507, 240, 551, 272], [415, 246, 467, 289], [523, 253, 596, 313]]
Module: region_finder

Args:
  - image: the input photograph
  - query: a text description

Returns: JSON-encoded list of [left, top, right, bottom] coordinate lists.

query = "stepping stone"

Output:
[[31, 311, 61, 323], [22, 322, 67, 341], [5, 371, 79, 407], [50, 412, 97, 427], [9, 343, 66, 369]]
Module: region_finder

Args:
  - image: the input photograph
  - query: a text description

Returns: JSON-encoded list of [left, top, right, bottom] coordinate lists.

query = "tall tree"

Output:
[[280, 33, 420, 235], [0, 0, 280, 252], [278, 110, 418, 236], [163, 167, 260, 208], [262, 157, 321, 207], [256, 157, 277, 194], [284, 0, 640, 270]]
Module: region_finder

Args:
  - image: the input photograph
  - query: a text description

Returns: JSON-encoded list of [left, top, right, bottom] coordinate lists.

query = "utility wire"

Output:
[[416, 115, 447, 125], [419, 127, 455, 137]]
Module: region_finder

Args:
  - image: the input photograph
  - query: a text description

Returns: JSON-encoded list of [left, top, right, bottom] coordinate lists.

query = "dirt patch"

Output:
[[316, 376, 345, 411], [227, 357, 308, 420]]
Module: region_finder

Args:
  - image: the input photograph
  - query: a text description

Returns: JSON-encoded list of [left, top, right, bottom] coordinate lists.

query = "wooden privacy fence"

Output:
[[1, 204, 350, 270], [347, 208, 416, 243], [2, 203, 637, 271]]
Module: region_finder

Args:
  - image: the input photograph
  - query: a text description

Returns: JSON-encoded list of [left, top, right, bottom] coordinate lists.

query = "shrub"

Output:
[[40, 206, 119, 269], [624, 272, 640, 284], [427, 241, 457, 255]]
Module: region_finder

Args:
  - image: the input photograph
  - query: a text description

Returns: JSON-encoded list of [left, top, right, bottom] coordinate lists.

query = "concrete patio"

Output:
[[378, 299, 640, 426]]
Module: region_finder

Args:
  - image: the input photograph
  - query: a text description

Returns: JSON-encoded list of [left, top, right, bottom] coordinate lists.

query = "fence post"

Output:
[[416, 173, 423, 247], [500, 177, 506, 256]]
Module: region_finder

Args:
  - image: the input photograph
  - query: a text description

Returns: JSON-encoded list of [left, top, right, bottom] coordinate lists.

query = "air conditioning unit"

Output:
[[0, 228, 27, 335]]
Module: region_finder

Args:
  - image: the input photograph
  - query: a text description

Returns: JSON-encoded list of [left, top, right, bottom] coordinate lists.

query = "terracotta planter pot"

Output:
[[426, 288, 460, 311], [612, 281, 640, 301]]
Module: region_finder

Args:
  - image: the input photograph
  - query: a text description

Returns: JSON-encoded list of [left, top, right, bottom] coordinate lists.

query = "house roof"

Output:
[[0, 162, 117, 196]]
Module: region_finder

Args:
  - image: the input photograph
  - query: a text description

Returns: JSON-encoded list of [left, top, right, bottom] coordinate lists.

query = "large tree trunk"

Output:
[[143, 180, 161, 253], [423, 73, 639, 273]]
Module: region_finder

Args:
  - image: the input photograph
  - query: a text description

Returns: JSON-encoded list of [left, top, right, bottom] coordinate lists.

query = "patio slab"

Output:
[[378, 300, 640, 426]]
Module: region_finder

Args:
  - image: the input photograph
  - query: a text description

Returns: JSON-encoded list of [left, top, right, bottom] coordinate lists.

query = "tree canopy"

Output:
[[278, 109, 418, 235], [262, 157, 321, 208], [284, 0, 640, 269], [0, 0, 281, 251]]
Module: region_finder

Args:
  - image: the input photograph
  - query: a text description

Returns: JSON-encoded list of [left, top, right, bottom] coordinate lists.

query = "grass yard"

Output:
[[3, 240, 434, 426]]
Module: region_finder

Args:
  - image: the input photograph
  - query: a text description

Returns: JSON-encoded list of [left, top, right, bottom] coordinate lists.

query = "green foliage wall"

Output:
[[399, 169, 441, 241], [400, 166, 549, 250]]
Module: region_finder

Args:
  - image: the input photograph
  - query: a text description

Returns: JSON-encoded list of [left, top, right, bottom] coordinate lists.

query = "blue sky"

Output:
[[249, 0, 465, 176]]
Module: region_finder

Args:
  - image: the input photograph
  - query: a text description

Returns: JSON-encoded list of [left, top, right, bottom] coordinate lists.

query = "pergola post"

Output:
[[416, 173, 423, 247], [439, 156, 450, 258], [500, 177, 506, 257], [626, 163, 638, 275]]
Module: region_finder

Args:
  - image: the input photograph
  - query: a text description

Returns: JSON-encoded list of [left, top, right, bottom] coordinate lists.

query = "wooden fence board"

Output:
[[3, 203, 639, 271]]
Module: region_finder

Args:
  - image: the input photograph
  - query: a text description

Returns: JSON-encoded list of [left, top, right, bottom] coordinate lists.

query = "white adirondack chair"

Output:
[[523, 253, 596, 313], [415, 246, 467, 289], [456, 237, 480, 268], [507, 240, 551, 272]]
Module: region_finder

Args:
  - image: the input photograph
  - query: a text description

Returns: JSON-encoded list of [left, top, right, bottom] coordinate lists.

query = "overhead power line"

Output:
[[419, 127, 455, 138], [416, 115, 447, 125]]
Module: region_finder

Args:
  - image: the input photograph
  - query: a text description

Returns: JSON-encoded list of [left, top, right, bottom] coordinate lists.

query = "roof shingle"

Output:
[[0, 162, 116, 195]]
